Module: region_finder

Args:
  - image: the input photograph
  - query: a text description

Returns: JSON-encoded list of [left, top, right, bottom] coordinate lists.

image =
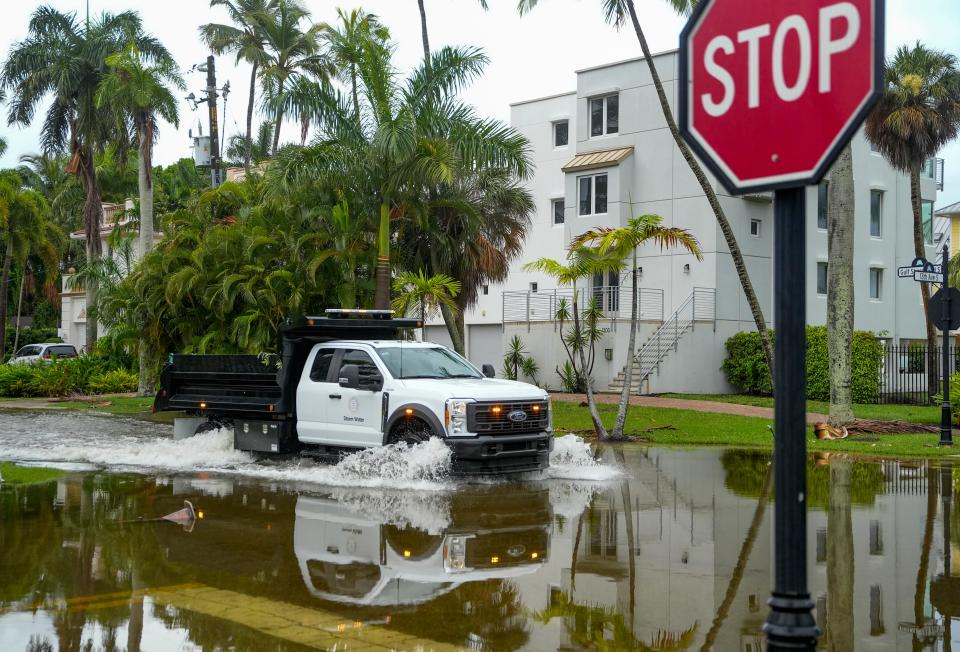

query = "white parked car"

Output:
[[8, 343, 79, 365]]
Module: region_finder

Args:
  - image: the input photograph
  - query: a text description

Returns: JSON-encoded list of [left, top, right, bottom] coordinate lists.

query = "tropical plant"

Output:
[[391, 270, 460, 340], [416, 0, 488, 61], [0, 172, 65, 358], [524, 246, 611, 438], [826, 146, 855, 425], [268, 34, 529, 314], [2, 7, 174, 347], [517, 0, 775, 382], [0, 89, 5, 157], [200, 0, 278, 170], [503, 334, 527, 381], [224, 120, 274, 165], [865, 43, 960, 395], [519, 355, 540, 387], [319, 8, 389, 118], [573, 213, 701, 440], [257, 0, 329, 151]]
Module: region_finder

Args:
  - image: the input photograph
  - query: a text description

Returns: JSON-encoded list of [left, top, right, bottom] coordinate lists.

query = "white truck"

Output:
[[155, 310, 553, 474]]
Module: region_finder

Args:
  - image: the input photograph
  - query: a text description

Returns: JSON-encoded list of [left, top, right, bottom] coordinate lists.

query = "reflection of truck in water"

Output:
[[155, 310, 552, 474], [294, 487, 552, 607]]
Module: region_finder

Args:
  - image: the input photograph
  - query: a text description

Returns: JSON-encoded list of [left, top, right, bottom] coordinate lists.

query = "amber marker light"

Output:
[[491, 406, 502, 415], [199, 402, 207, 409], [404, 550, 412, 558], [531, 552, 538, 559], [197, 511, 205, 519], [405, 408, 414, 416], [532, 405, 541, 412], [491, 556, 499, 564]]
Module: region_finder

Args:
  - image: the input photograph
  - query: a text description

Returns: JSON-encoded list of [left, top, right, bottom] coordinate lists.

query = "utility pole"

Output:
[[205, 55, 222, 187]]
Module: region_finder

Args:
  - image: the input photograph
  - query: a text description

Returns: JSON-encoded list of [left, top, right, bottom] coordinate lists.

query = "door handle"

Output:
[[329, 394, 342, 399]]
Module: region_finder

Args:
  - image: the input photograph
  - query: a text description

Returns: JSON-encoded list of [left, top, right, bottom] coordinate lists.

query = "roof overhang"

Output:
[[561, 146, 634, 173]]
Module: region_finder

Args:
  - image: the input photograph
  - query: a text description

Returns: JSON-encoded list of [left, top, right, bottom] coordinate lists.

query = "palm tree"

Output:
[[866, 43, 960, 396], [258, 0, 328, 153], [319, 8, 389, 119], [573, 214, 701, 440], [0, 89, 6, 157], [268, 39, 528, 312], [2, 7, 174, 348], [97, 43, 184, 259], [524, 246, 610, 438], [391, 270, 460, 340], [224, 120, 273, 164], [826, 146, 855, 426], [416, 1, 487, 62], [0, 172, 64, 356], [199, 0, 277, 171], [518, 0, 775, 380], [824, 459, 854, 651]]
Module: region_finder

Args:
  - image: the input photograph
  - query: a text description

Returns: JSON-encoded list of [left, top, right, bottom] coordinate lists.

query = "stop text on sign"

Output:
[[678, 0, 883, 193], [702, 2, 860, 116]]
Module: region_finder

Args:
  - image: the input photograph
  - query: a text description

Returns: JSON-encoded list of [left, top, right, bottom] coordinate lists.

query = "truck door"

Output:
[[326, 348, 385, 447], [296, 346, 337, 444]]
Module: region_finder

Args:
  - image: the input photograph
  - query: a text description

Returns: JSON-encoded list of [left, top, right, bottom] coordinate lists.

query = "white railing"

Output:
[[631, 287, 716, 388], [501, 286, 664, 326]]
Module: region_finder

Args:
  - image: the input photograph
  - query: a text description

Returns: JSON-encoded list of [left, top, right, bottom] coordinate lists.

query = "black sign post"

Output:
[[940, 245, 953, 446]]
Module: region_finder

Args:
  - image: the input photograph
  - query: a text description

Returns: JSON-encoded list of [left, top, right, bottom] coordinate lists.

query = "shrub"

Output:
[[87, 369, 137, 394], [721, 326, 883, 402]]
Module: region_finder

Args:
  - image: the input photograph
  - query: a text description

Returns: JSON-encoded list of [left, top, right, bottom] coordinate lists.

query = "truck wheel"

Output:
[[388, 419, 433, 447]]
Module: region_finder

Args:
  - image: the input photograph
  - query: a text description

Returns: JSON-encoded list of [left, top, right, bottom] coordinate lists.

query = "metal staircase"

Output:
[[608, 288, 716, 394]]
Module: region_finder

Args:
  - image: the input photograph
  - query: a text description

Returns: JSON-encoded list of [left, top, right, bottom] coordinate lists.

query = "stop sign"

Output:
[[679, 0, 884, 194]]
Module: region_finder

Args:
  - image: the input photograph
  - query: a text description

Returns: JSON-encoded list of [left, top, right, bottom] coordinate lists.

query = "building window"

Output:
[[869, 520, 883, 555], [816, 527, 827, 563], [482, 284, 489, 295], [870, 585, 885, 636], [817, 180, 829, 230], [870, 139, 880, 153], [923, 157, 936, 178], [552, 198, 565, 225], [870, 189, 883, 238], [869, 268, 883, 300], [553, 120, 568, 147], [589, 93, 619, 137], [750, 219, 761, 237], [529, 282, 538, 294], [922, 200, 934, 245], [817, 262, 828, 296], [578, 173, 608, 216]]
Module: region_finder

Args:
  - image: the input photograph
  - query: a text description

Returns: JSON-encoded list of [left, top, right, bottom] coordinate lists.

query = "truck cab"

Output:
[[156, 311, 553, 474]]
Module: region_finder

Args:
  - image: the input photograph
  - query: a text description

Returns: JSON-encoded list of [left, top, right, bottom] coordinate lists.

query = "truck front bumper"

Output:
[[446, 432, 553, 475]]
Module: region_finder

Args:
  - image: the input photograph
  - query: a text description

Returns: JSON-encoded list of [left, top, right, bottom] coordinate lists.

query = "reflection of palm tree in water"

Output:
[[699, 463, 773, 651], [824, 459, 854, 652], [914, 465, 939, 652]]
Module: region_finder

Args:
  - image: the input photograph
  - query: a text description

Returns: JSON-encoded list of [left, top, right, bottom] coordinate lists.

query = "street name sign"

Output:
[[679, 0, 884, 193], [898, 257, 943, 283]]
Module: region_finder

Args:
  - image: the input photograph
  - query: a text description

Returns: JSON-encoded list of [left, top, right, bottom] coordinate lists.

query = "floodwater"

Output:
[[0, 413, 958, 651]]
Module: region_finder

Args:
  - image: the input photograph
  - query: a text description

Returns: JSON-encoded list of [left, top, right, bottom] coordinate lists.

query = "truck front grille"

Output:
[[467, 400, 549, 435]]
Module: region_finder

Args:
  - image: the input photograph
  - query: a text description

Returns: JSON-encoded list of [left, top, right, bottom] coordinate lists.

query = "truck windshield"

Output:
[[376, 346, 482, 380]]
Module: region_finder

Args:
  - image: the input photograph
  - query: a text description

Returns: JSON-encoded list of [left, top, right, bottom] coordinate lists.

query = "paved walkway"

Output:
[[550, 392, 830, 424]]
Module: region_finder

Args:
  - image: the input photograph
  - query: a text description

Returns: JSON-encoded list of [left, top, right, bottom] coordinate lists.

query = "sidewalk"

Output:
[[550, 392, 830, 424]]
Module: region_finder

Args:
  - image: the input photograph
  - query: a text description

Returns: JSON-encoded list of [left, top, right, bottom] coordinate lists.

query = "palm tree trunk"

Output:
[[613, 255, 638, 439], [271, 79, 285, 155], [914, 465, 938, 649], [827, 144, 855, 425], [137, 123, 157, 397], [614, 448, 637, 633], [374, 202, 392, 309], [573, 286, 609, 438], [0, 252, 12, 358], [913, 165, 937, 396], [244, 62, 258, 171], [78, 150, 103, 350], [417, 0, 430, 61], [825, 459, 854, 651], [624, 0, 774, 381], [13, 270, 24, 354]]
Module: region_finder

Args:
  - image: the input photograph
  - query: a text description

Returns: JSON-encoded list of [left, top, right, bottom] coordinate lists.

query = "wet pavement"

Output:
[[0, 412, 959, 650]]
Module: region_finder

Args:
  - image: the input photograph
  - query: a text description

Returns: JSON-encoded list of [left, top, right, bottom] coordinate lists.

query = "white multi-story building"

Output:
[[429, 49, 946, 394]]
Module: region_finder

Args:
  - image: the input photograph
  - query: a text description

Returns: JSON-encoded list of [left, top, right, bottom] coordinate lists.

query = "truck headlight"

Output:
[[443, 535, 470, 572], [445, 399, 474, 436]]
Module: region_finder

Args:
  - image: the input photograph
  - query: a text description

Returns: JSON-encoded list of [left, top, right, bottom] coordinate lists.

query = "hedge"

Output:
[[0, 355, 136, 398], [721, 326, 883, 402]]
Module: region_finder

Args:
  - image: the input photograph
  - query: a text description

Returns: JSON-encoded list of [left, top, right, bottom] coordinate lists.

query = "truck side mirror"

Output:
[[338, 364, 360, 389], [481, 364, 496, 378]]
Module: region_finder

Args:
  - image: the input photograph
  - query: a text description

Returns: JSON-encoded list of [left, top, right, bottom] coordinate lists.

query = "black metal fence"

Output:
[[879, 345, 957, 405]]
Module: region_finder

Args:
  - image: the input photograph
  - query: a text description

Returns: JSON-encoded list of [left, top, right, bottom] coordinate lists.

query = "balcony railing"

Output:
[[502, 285, 664, 325]]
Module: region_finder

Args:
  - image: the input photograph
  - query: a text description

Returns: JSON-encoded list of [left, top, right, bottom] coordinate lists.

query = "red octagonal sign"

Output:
[[679, 0, 884, 194]]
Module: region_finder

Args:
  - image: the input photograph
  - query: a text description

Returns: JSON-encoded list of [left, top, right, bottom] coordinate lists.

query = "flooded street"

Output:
[[1, 413, 959, 650]]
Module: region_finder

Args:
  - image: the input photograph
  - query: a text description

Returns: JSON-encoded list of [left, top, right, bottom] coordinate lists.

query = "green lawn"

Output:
[[1, 461, 63, 485], [552, 400, 957, 458], [662, 393, 942, 424], [0, 395, 173, 423]]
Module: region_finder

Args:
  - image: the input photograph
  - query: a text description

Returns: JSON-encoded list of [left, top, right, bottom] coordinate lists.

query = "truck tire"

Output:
[[388, 418, 433, 447]]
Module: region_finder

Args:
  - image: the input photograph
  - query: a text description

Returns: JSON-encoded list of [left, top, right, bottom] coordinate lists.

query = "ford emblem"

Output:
[[508, 410, 527, 423], [507, 545, 525, 557]]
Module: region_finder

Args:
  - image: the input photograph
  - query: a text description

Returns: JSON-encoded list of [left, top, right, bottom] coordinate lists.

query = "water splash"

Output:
[[546, 434, 622, 481]]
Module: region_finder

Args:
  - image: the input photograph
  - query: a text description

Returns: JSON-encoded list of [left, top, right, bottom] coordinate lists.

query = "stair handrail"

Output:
[[630, 288, 715, 386]]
